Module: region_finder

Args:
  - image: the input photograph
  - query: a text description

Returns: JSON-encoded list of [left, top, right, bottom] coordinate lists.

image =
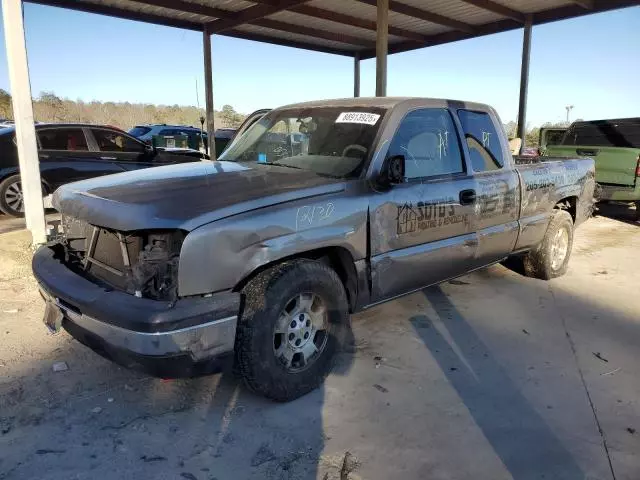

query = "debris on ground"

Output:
[[51, 361, 68, 372], [35, 449, 65, 455], [1, 418, 13, 435], [3, 309, 18, 314], [373, 355, 385, 368], [123, 384, 134, 391], [140, 455, 167, 462], [340, 451, 359, 480], [180, 473, 198, 480], [627, 427, 636, 435], [107, 398, 114, 403], [522, 329, 530, 335], [450, 367, 458, 372], [593, 352, 609, 363], [91, 407, 103, 414], [373, 384, 388, 393], [250, 443, 276, 467], [319, 452, 362, 480], [601, 368, 621, 376], [596, 270, 608, 275]]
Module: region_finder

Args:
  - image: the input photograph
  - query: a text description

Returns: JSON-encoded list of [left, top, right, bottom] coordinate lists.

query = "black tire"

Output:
[[235, 259, 348, 402], [524, 210, 574, 280], [634, 201, 640, 222], [0, 174, 25, 217]]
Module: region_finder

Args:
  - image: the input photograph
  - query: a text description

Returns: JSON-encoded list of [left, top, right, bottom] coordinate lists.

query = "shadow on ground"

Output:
[[0, 323, 356, 480], [410, 286, 587, 480], [596, 202, 638, 227]]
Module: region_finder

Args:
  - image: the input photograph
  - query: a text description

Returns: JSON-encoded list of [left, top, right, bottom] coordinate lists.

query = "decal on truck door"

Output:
[[397, 197, 469, 235]]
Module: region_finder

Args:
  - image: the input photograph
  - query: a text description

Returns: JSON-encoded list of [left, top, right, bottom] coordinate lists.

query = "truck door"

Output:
[[456, 109, 520, 268], [369, 108, 478, 302]]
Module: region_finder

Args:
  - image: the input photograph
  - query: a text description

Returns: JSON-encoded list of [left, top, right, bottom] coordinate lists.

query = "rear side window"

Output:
[[457, 110, 504, 172], [92, 129, 142, 153], [129, 126, 152, 137], [562, 121, 640, 148], [158, 129, 174, 136], [38, 128, 88, 151], [387, 108, 464, 179]]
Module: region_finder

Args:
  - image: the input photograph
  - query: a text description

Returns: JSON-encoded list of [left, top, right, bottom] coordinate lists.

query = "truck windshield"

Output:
[[219, 107, 386, 179]]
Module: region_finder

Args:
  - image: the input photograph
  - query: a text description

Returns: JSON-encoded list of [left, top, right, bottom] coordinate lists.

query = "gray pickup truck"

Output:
[[33, 97, 595, 401]]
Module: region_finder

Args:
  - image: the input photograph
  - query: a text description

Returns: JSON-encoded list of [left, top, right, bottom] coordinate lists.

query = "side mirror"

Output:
[[379, 155, 405, 187], [144, 143, 155, 155]]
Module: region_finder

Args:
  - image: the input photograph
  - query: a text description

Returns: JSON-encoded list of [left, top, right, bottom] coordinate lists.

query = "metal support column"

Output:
[[516, 16, 532, 152], [1, 0, 46, 244], [354, 53, 360, 98], [203, 26, 215, 160], [375, 0, 388, 97]]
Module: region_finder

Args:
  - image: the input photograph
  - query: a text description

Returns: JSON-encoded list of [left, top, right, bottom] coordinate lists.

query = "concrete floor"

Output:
[[0, 208, 638, 480]]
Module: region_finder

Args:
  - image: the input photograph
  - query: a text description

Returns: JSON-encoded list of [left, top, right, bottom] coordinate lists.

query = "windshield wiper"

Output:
[[260, 161, 303, 171]]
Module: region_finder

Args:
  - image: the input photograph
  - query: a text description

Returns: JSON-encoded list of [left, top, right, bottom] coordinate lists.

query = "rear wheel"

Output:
[[235, 260, 348, 401], [524, 210, 574, 280]]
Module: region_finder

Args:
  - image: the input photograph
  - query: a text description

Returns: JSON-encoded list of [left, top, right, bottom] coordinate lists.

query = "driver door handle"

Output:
[[459, 189, 476, 205]]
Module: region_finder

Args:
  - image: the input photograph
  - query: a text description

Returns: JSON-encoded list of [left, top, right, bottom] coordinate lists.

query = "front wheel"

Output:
[[235, 260, 348, 401], [0, 175, 26, 217], [524, 210, 574, 280]]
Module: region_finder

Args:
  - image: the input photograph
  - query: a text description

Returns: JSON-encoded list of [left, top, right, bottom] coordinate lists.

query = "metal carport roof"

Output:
[[25, 0, 640, 58]]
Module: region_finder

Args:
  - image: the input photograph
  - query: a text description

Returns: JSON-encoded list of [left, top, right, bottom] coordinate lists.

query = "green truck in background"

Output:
[[544, 118, 640, 219]]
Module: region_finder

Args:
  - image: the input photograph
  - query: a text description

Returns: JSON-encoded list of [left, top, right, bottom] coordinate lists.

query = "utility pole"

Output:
[[565, 105, 574, 124]]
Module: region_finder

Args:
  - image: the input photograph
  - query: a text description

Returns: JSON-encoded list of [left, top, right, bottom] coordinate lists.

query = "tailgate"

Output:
[[546, 145, 639, 186]]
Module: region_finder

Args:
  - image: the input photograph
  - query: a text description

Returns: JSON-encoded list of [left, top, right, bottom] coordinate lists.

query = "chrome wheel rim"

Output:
[[550, 227, 569, 270], [273, 292, 329, 372], [4, 181, 24, 213]]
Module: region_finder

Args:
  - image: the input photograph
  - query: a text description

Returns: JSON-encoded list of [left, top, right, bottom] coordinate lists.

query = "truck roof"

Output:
[[277, 96, 493, 113]]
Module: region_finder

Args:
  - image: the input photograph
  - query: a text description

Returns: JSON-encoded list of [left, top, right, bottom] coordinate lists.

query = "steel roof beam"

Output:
[[569, 0, 594, 8], [355, 0, 476, 33], [251, 1, 430, 43], [27, 0, 204, 31], [252, 18, 373, 46], [458, 0, 525, 23], [131, 0, 229, 19], [207, 0, 310, 33]]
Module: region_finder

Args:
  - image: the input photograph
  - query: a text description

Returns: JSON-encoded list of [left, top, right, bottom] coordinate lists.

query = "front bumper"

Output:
[[32, 245, 240, 373]]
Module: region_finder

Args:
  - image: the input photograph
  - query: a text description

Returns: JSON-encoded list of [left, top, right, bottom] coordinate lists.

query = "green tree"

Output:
[[0, 89, 12, 119], [221, 104, 237, 127]]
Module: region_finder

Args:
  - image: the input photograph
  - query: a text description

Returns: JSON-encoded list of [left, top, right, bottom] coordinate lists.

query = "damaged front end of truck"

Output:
[[55, 215, 184, 302]]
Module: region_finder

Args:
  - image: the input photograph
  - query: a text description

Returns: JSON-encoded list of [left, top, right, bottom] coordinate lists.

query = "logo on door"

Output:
[[397, 202, 418, 234]]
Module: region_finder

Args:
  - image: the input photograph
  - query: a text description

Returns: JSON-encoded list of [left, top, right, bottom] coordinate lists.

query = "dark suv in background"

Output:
[[0, 124, 206, 216], [129, 124, 207, 151]]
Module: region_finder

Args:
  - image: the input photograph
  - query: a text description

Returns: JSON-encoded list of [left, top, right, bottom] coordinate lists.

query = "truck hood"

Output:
[[53, 161, 345, 231]]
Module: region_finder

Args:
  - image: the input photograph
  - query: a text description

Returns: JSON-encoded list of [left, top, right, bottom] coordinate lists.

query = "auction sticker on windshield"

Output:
[[336, 112, 381, 125]]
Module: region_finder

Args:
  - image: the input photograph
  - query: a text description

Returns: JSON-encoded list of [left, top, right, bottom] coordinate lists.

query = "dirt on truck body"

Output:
[[32, 97, 595, 401]]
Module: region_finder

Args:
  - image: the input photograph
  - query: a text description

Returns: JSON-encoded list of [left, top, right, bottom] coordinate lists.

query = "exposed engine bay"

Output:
[[58, 215, 184, 301]]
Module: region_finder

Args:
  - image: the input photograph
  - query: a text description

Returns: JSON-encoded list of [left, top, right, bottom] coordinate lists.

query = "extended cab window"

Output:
[[92, 129, 142, 153], [38, 128, 88, 151], [562, 121, 640, 148], [458, 110, 503, 172], [387, 108, 463, 179]]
